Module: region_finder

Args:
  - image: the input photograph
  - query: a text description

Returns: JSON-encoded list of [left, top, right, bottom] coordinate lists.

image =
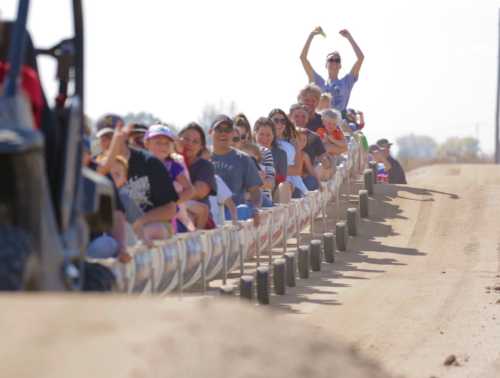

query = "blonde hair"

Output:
[[298, 83, 322, 102], [321, 108, 342, 122], [320, 92, 332, 101]]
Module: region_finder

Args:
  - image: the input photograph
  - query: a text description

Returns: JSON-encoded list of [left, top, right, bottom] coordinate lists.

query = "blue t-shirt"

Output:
[[313, 70, 357, 111], [212, 149, 263, 206]]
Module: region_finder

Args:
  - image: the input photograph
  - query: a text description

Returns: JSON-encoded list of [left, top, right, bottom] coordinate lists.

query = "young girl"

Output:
[[240, 142, 274, 207], [144, 124, 196, 232], [296, 128, 322, 192], [317, 109, 348, 156], [317, 92, 333, 112]]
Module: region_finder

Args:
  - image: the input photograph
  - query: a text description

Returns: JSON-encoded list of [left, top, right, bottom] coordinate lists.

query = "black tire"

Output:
[[359, 190, 369, 218], [0, 225, 31, 291], [347, 208, 358, 237], [240, 275, 254, 300], [272, 259, 286, 295], [364, 169, 374, 195], [256, 267, 270, 305], [322, 233, 335, 263], [336, 222, 347, 252], [298, 246, 310, 279], [82, 262, 116, 292], [309, 240, 322, 272], [369, 161, 378, 184], [284, 252, 296, 287]]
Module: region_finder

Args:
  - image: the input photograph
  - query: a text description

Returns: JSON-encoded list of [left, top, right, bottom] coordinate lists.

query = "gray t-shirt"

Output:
[[212, 149, 263, 205]]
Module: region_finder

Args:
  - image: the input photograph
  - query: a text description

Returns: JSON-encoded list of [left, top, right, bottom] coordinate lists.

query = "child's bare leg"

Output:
[[187, 201, 209, 229]]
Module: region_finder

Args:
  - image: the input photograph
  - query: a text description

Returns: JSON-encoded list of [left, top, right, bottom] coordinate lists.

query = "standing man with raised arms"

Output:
[[300, 27, 364, 112]]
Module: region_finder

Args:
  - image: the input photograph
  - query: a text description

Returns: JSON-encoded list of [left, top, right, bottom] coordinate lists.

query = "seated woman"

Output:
[[316, 109, 348, 157], [268, 108, 308, 199], [253, 116, 291, 204], [296, 128, 322, 192], [177, 123, 218, 229]]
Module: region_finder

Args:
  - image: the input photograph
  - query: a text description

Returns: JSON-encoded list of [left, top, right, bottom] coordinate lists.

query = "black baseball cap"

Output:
[[376, 138, 393, 149], [210, 114, 234, 130], [129, 123, 148, 134], [96, 114, 123, 138]]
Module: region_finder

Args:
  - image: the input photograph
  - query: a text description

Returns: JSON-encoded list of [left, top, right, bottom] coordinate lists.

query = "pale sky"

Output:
[[2, 0, 500, 152]]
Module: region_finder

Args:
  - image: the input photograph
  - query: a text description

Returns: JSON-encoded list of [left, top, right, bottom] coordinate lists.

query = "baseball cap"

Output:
[[368, 144, 379, 153], [129, 123, 148, 134], [96, 114, 123, 138], [376, 138, 393, 149], [326, 51, 341, 62], [210, 114, 233, 130], [144, 124, 177, 141]]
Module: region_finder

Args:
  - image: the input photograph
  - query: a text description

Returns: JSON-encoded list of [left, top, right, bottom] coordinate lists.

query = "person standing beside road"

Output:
[[300, 27, 364, 112], [375, 139, 407, 184]]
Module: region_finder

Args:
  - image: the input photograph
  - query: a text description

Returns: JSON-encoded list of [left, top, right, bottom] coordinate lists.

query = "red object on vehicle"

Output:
[[0, 62, 44, 128]]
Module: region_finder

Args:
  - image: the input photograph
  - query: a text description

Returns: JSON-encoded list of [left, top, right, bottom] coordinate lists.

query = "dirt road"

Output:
[[1, 164, 499, 378], [274, 164, 500, 377]]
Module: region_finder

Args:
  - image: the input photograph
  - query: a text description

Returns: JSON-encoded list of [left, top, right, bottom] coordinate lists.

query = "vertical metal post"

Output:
[[239, 233, 245, 276], [295, 205, 300, 246], [322, 196, 327, 234], [201, 235, 207, 294], [176, 240, 183, 297], [222, 233, 227, 285], [309, 204, 314, 236], [282, 208, 288, 255], [256, 226, 261, 267], [268, 213, 273, 266]]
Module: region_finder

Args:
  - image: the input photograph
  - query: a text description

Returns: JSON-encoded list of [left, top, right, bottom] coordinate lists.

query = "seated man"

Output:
[[376, 139, 407, 184], [98, 116, 179, 242], [210, 115, 262, 224]]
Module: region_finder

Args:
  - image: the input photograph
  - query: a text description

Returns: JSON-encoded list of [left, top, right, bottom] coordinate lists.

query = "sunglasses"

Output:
[[232, 136, 241, 143], [214, 126, 233, 134], [272, 117, 286, 124], [327, 58, 341, 64]]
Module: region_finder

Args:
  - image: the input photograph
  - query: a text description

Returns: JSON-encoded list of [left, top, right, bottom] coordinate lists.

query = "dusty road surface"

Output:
[[1, 164, 500, 378], [273, 164, 500, 378]]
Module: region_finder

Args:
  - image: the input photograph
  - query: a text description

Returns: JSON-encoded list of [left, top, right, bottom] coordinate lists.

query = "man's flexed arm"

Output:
[[339, 29, 364, 79]]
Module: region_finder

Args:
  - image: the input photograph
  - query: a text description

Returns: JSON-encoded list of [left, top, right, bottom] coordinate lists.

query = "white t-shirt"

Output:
[[277, 140, 295, 165], [209, 175, 233, 226]]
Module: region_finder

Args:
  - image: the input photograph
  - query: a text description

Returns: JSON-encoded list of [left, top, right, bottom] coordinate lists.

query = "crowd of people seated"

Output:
[[83, 27, 372, 262]]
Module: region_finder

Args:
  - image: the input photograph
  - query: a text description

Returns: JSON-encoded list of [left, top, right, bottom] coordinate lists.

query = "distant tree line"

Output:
[[396, 134, 482, 163]]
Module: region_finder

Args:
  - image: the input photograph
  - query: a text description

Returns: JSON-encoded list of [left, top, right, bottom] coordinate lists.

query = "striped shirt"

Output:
[[259, 145, 276, 200]]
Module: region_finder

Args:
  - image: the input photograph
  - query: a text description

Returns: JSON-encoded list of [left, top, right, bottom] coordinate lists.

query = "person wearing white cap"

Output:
[[144, 124, 199, 232], [99, 121, 179, 242]]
